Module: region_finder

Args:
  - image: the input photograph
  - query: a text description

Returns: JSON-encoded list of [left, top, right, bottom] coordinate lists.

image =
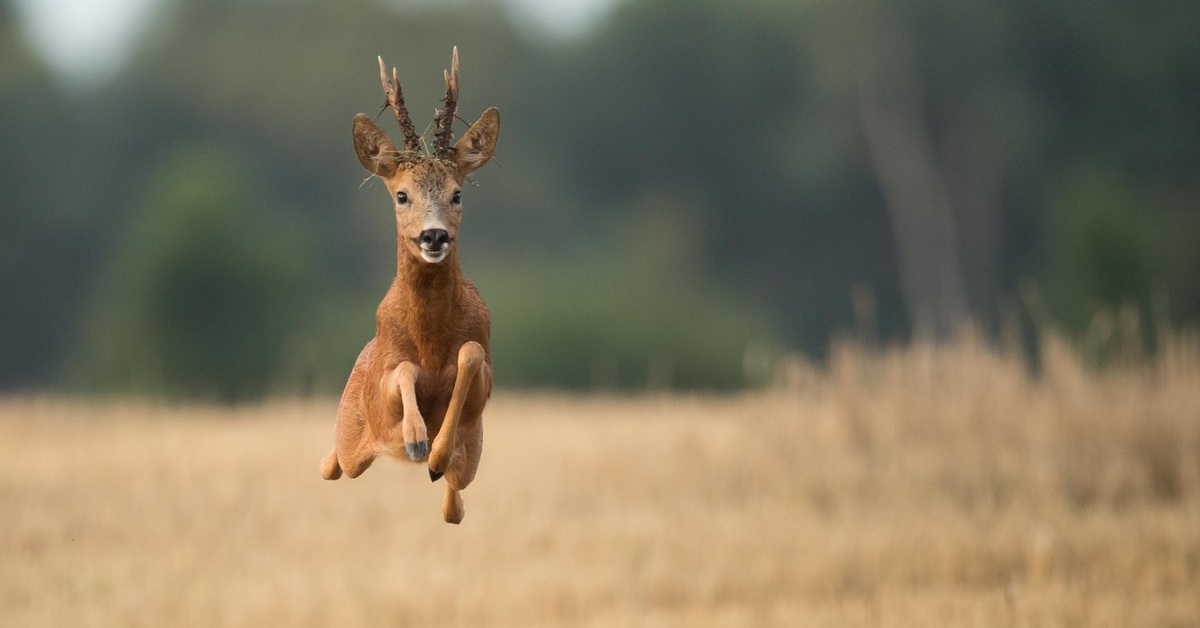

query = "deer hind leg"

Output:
[[382, 361, 429, 461], [335, 408, 376, 478], [320, 449, 343, 480], [321, 375, 376, 479], [442, 487, 465, 524], [441, 422, 483, 524], [320, 421, 374, 479], [428, 341, 488, 482]]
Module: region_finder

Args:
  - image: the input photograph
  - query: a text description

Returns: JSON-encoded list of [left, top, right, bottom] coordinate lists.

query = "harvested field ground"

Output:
[[3, 335, 1199, 626]]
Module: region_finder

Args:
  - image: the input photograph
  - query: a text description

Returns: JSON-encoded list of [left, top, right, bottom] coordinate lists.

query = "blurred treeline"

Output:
[[2, 0, 1198, 399]]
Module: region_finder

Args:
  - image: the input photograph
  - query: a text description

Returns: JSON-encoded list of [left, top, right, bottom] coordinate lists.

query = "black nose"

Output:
[[418, 229, 450, 249]]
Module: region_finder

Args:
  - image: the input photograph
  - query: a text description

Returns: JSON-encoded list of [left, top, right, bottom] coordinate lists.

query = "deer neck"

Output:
[[382, 250, 463, 369]]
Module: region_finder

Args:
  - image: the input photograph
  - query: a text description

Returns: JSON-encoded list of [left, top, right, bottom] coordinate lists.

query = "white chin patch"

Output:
[[419, 248, 447, 263]]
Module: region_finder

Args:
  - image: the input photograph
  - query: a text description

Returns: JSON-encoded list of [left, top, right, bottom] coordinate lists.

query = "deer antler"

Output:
[[378, 55, 421, 153], [432, 46, 460, 162]]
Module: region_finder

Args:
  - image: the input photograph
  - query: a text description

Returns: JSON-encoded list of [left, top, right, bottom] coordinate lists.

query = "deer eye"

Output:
[[396, 191, 409, 204], [451, 190, 462, 204]]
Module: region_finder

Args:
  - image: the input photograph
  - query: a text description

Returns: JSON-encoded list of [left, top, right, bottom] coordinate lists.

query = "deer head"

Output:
[[352, 48, 500, 264]]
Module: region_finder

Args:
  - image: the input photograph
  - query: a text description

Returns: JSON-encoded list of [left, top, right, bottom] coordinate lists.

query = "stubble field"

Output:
[[3, 333, 1199, 626]]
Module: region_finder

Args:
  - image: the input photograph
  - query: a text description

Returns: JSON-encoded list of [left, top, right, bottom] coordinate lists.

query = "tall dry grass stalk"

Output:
[[2, 330, 1198, 626]]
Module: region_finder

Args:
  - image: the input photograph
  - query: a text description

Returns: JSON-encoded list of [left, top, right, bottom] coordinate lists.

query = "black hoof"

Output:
[[429, 468, 444, 482], [405, 440, 429, 461]]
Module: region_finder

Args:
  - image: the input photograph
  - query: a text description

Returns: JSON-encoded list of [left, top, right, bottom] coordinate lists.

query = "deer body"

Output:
[[320, 49, 499, 524]]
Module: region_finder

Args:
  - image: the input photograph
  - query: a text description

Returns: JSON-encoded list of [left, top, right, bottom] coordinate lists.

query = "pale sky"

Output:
[[14, 0, 615, 82]]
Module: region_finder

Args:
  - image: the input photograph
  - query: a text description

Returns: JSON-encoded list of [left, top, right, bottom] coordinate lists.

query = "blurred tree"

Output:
[[479, 188, 779, 389], [1010, 0, 1200, 333], [858, 6, 971, 338], [854, 0, 1200, 342], [69, 145, 309, 400], [0, 0, 89, 389], [553, 0, 902, 353], [1043, 169, 1159, 331]]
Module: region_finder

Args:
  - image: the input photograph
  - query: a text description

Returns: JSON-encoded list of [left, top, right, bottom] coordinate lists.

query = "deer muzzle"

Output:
[[414, 228, 452, 263]]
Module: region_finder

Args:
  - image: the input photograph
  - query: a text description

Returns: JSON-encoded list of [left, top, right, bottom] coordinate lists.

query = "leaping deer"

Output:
[[320, 48, 499, 524]]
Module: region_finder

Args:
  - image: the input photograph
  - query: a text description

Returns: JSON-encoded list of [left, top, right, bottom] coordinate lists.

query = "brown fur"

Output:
[[321, 52, 500, 524]]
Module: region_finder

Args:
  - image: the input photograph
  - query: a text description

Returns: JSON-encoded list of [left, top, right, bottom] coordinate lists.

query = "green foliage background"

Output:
[[1, 0, 1198, 398]]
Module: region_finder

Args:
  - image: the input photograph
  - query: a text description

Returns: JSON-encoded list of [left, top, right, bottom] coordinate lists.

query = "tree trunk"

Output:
[[857, 13, 969, 339]]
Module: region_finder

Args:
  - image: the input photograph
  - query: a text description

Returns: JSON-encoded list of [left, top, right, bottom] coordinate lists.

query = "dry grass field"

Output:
[[3, 332, 1199, 626]]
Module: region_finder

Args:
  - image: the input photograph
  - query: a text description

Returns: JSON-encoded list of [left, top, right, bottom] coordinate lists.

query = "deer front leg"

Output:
[[428, 341, 487, 482], [382, 361, 429, 461]]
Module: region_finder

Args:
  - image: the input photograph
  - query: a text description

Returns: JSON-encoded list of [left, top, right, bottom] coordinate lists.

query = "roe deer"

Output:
[[320, 48, 499, 524]]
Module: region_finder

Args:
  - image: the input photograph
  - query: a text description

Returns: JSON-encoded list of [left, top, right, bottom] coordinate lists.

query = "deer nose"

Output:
[[418, 229, 450, 250]]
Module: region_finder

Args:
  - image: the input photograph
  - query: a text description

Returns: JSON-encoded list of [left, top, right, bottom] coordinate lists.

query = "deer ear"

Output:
[[352, 113, 399, 177], [453, 108, 499, 176]]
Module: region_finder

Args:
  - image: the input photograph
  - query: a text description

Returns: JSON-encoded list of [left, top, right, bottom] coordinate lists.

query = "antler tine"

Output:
[[432, 46, 460, 161], [377, 55, 421, 153]]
